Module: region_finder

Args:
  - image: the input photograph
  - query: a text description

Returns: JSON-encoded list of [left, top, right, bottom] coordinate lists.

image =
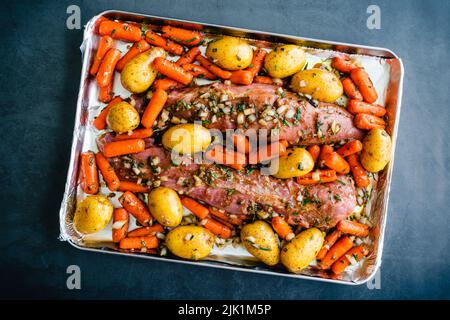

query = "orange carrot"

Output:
[[141, 88, 168, 128], [90, 36, 114, 76], [346, 154, 370, 188], [161, 25, 202, 46], [116, 40, 151, 72], [230, 70, 254, 85], [103, 139, 146, 157], [336, 140, 363, 158], [112, 208, 129, 243], [254, 76, 273, 84], [182, 63, 217, 80], [99, 20, 142, 42], [145, 30, 184, 55], [127, 224, 164, 237], [307, 145, 321, 163], [95, 152, 120, 191], [153, 57, 193, 85], [114, 128, 153, 141], [323, 152, 350, 174], [176, 46, 201, 66], [318, 145, 334, 167], [331, 56, 356, 73], [118, 181, 150, 193], [80, 152, 98, 194], [246, 48, 267, 77], [181, 197, 209, 219], [94, 16, 109, 34], [319, 235, 354, 269], [93, 96, 123, 130], [337, 219, 369, 237], [249, 141, 287, 164], [119, 191, 152, 226], [342, 78, 363, 100], [347, 100, 386, 117], [316, 229, 342, 260], [153, 78, 184, 90], [354, 113, 385, 130], [204, 146, 246, 170], [272, 216, 294, 240], [232, 134, 250, 154], [196, 55, 232, 79], [350, 68, 378, 103], [98, 80, 114, 103], [167, 20, 204, 31], [209, 207, 243, 226], [202, 218, 232, 239], [119, 236, 158, 250], [331, 245, 367, 274], [96, 48, 121, 88], [296, 169, 337, 185], [280, 139, 289, 148]]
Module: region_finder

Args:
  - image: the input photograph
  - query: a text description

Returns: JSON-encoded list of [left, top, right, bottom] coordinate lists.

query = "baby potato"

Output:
[[264, 45, 306, 78], [291, 68, 343, 103], [148, 187, 183, 227], [281, 227, 324, 273], [106, 101, 140, 133], [241, 221, 280, 266], [206, 36, 253, 70], [121, 47, 166, 93], [166, 226, 215, 260], [360, 128, 392, 172], [162, 123, 211, 155], [73, 195, 113, 234], [272, 148, 315, 179]]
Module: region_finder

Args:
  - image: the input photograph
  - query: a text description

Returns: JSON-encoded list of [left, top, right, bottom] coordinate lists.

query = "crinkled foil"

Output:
[[59, 10, 404, 285]]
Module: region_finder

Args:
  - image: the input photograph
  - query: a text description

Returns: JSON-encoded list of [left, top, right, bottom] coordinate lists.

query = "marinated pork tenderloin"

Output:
[[163, 83, 364, 145]]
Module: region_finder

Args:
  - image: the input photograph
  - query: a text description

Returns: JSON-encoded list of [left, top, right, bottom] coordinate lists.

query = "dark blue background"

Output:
[[1, 0, 449, 299]]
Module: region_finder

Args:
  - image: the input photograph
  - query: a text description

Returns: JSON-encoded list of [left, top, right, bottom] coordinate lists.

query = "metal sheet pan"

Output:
[[59, 10, 404, 285]]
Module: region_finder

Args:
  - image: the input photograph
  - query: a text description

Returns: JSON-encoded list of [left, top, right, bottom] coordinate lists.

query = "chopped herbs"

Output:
[[334, 194, 342, 201], [336, 179, 346, 185]]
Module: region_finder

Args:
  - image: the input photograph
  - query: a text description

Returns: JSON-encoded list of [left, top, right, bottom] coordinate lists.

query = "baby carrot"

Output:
[[249, 141, 287, 164], [318, 145, 334, 168], [90, 36, 114, 76], [296, 169, 337, 185], [323, 152, 350, 174], [114, 128, 153, 141], [153, 78, 184, 90], [93, 96, 123, 130], [336, 140, 363, 158], [347, 154, 370, 188], [331, 245, 367, 274], [153, 57, 193, 85], [116, 39, 151, 72], [99, 20, 142, 42], [331, 56, 356, 73], [80, 152, 99, 194], [354, 113, 386, 130], [175, 46, 201, 66], [232, 134, 250, 154], [181, 197, 209, 219], [337, 219, 369, 237], [95, 152, 120, 191], [347, 100, 386, 117], [319, 235, 354, 269], [112, 208, 129, 243], [246, 48, 267, 77], [119, 191, 152, 226], [307, 144, 321, 163], [161, 25, 202, 46], [141, 88, 168, 128], [350, 68, 378, 103], [230, 70, 254, 85], [342, 77, 363, 100], [202, 218, 232, 239], [316, 229, 342, 260], [98, 80, 114, 103], [182, 63, 217, 80], [209, 207, 243, 226], [204, 146, 247, 170], [254, 76, 273, 84], [272, 216, 295, 241], [96, 48, 121, 88], [119, 236, 158, 250], [118, 181, 150, 193], [145, 30, 184, 55], [127, 224, 164, 237], [196, 55, 232, 79], [103, 139, 146, 157]]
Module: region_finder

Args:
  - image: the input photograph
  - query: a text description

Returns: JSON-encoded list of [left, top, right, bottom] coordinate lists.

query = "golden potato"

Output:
[[106, 101, 140, 133], [162, 123, 211, 155], [206, 36, 253, 70], [148, 187, 183, 227], [73, 195, 113, 234], [361, 128, 392, 172], [272, 148, 315, 179], [290, 68, 343, 103], [166, 226, 215, 260], [264, 45, 306, 78], [121, 47, 166, 93], [280, 227, 324, 273], [240, 221, 280, 266]]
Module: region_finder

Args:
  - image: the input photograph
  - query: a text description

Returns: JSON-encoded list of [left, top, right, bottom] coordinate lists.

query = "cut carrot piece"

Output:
[[182, 63, 217, 80], [342, 77, 363, 100], [141, 88, 168, 128], [95, 152, 120, 191], [153, 57, 193, 85], [249, 141, 287, 164], [119, 236, 158, 250], [254, 76, 273, 84], [347, 154, 370, 188], [319, 235, 354, 269], [307, 145, 321, 163], [331, 56, 356, 73], [99, 20, 142, 42], [246, 48, 267, 77], [204, 146, 246, 170], [145, 30, 184, 55], [80, 152, 98, 194], [232, 134, 250, 154], [350, 68, 378, 103], [153, 78, 184, 90], [116, 39, 151, 72], [296, 169, 337, 185], [202, 218, 232, 239], [93, 96, 123, 130], [230, 70, 253, 85], [98, 80, 114, 103], [209, 207, 243, 226], [118, 181, 150, 193], [96, 48, 121, 88], [331, 245, 367, 274], [103, 139, 146, 157], [176, 46, 201, 66], [316, 229, 342, 260], [337, 220, 369, 237], [90, 36, 114, 76], [161, 25, 202, 46], [272, 216, 294, 240], [318, 145, 334, 168], [112, 208, 129, 243], [336, 140, 363, 158], [354, 113, 385, 130], [323, 152, 350, 174], [127, 224, 164, 237], [347, 100, 386, 117], [181, 197, 209, 219], [119, 191, 152, 226], [114, 128, 153, 141], [196, 55, 232, 79]]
